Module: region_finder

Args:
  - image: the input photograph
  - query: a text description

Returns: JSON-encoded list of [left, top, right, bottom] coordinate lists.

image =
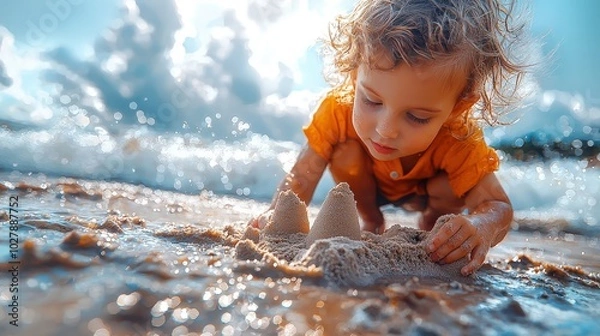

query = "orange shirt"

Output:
[[303, 93, 499, 200]]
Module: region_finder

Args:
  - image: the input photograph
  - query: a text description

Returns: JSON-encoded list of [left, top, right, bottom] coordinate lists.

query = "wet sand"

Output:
[[1, 173, 599, 335]]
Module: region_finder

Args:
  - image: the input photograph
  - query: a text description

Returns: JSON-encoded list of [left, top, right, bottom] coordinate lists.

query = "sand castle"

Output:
[[306, 183, 361, 245], [262, 182, 362, 244], [237, 182, 468, 286], [263, 189, 311, 235]]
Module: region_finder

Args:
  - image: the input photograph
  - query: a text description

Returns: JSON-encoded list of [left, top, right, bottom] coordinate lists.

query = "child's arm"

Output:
[[425, 173, 513, 275], [249, 145, 328, 228]]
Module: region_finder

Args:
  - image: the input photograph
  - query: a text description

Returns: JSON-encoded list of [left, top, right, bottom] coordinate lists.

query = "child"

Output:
[[250, 0, 529, 276]]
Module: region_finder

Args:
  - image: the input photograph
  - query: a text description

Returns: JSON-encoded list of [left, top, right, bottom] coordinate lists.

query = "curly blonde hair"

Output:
[[323, 0, 531, 127]]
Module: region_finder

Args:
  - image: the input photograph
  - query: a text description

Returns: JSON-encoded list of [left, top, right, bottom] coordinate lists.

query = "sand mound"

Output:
[[263, 190, 310, 235], [236, 183, 467, 286], [306, 182, 361, 246]]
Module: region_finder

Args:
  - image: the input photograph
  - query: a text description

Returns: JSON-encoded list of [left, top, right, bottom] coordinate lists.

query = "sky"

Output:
[[0, 0, 120, 56], [1, 0, 598, 91], [0, 0, 598, 144]]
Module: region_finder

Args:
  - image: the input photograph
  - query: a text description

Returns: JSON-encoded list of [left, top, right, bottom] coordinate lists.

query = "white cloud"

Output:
[[0, 27, 57, 126], [31, 0, 334, 143], [1, 0, 597, 145]]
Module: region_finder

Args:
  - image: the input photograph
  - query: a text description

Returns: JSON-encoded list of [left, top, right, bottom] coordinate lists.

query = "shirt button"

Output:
[[390, 171, 399, 179]]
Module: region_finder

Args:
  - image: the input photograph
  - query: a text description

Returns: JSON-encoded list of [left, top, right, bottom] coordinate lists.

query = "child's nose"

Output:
[[375, 113, 399, 138]]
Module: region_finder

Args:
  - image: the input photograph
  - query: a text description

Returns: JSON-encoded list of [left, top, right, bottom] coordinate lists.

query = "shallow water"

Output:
[[1, 172, 599, 336]]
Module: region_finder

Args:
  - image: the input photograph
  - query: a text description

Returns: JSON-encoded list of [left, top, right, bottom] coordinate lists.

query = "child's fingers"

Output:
[[461, 244, 488, 276], [439, 235, 478, 264], [362, 221, 385, 234], [247, 218, 258, 228], [247, 210, 274, 229], [426, 217, 468, 253], [257, 211, 273, 229], [428, 226, 469, 261]]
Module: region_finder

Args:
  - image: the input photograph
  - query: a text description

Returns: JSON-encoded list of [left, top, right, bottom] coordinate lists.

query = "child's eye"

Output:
[[407, 112, 430, 125], [362, 98, 381, 106]]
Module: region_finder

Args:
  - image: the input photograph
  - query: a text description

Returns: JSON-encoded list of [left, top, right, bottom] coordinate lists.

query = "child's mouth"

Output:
[[372, 140, 396, 154]]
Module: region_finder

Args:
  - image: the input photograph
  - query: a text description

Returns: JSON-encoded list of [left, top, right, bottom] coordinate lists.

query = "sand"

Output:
[[305, 183, 361, 245], [3, 175, 600, 335], [263, 189, 310, 235], [236, 182, 467, 286]]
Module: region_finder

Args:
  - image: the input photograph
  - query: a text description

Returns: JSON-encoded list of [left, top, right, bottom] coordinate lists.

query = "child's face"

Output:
[[352, 61, 468, 161]]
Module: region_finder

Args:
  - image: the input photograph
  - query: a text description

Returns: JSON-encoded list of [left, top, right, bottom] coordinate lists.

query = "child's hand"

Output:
[[425, 215, 495, 276], [425, 174, 513, 276], [359, 209, 385, 234], [247, 209, 274, 229], [249, 145, 327, 230], [361, 219, 385, 234]]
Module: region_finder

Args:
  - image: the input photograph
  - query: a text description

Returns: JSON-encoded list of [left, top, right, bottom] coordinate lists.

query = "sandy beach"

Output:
[[1, 172, 599, 336]]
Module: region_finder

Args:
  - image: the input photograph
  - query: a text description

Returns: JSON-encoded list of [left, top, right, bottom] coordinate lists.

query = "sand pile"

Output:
[[263, 190, 310, 235], [236, 183, 467, 287], [306, 183, 361, 246]]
